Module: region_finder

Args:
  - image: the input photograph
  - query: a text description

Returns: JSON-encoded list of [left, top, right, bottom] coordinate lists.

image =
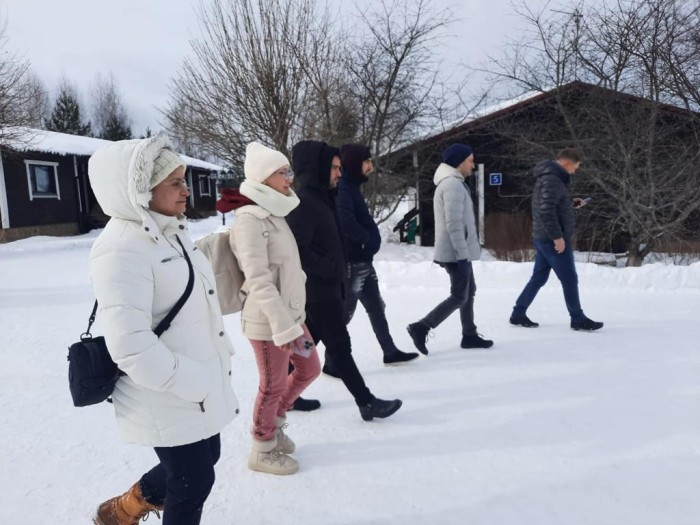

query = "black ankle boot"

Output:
[[571, 317, 604, 331], [383, 349, 419, 365], [406, 322, 430, 355], [510, 314, 539, 328], [460, 334, 494, 349], [359, 397, 402, 421], [290, 397, 321, 412]]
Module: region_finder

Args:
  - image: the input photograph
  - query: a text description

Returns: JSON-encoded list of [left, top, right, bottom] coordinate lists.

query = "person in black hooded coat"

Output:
[[286, 140, 402, 421], [335, 143, 418, 366]]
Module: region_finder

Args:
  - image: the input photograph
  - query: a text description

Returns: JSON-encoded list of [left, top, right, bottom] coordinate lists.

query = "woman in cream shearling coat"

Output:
[[228, 141, 321, 476], [88, 136, 238, 525]]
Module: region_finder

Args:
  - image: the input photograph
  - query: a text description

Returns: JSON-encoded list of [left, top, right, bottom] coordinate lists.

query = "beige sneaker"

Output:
[[275, 416, 295, 455], [248, 437, 299, 475]]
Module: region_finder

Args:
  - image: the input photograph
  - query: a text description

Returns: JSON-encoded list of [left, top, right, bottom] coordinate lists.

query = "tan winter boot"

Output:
[[275, 415, 296, 454], [248, 435, 299, 475], [93, 481, 162, 525]]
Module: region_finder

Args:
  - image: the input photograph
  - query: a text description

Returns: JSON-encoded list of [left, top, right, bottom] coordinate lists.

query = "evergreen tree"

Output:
[[100, 113, 131, 140], [46, 84, 91, 136]]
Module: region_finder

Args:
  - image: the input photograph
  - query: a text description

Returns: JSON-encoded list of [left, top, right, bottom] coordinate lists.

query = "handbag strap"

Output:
[[83, 234, 195, 339], [154, 235, 194, 336], [81, 300, 99, 340]]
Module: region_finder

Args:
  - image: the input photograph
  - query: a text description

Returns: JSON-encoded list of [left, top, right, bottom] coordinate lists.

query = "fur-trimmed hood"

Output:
[[433, 163, 464, 186], [88, 135, 182, 234]]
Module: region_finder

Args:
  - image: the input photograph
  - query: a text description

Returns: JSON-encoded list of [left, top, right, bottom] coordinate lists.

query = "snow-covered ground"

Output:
[[1, 215, 699, 524]]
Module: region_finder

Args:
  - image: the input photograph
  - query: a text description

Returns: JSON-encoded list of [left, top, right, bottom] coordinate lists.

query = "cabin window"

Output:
[[198, 174, 211, 196], [26, 161, 60, 200]]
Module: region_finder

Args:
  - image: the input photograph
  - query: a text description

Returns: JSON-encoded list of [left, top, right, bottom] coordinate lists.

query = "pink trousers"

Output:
[[249, 326, 321, 441]]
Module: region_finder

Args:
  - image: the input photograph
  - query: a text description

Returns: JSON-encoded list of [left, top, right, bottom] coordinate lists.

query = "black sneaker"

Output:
[[571, 317, 604, 331], [460, 334, 494, 349], [383, 349, 420, 365], [407, 322, 430, 355], [322, 363, 341, 379], [510, 314, 539, 328], [359, 397, 403, 421], [290, 397, 321, 412]]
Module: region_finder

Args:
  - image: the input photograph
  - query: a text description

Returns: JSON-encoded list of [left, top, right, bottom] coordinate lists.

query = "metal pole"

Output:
[[412, 149, 420, 245], [477, 163, 485, 246]]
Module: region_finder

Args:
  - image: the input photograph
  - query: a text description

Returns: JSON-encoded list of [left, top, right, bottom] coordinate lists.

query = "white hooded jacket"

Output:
[[88, 136, 238, 447]]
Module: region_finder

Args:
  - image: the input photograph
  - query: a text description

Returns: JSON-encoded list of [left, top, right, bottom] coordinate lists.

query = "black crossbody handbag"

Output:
[[67, 236, 195, 407]]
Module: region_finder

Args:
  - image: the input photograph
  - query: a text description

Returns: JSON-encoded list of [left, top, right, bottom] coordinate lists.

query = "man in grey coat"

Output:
[[407, 144, 493, 354]]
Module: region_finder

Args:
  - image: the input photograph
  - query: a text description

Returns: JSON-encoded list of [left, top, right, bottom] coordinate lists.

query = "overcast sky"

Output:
[[2, 0, 555, 136]]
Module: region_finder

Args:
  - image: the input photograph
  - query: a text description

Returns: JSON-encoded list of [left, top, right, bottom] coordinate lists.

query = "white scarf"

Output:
[[239, 180, 300, 217]]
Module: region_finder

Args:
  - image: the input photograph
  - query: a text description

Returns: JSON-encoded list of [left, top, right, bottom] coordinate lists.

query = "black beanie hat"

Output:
[[340, 143, 372, 180], [442, 143, 474, 168]]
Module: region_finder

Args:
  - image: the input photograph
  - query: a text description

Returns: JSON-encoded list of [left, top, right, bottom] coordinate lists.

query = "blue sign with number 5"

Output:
[[489, 173, 502, 186]]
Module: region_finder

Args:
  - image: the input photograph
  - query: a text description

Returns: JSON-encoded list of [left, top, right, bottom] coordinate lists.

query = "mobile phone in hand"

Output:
[[575, 197, 591, 209], [293, 337, 314, 358]]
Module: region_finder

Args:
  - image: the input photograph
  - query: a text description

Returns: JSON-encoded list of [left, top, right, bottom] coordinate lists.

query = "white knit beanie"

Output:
[[244, 141, 289, 183], [150, 148, 186, 189]]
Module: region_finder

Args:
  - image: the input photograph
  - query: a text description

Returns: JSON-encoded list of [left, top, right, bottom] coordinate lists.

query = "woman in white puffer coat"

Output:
[[227, 142, 321, 476], [88, 136, 238, 525]]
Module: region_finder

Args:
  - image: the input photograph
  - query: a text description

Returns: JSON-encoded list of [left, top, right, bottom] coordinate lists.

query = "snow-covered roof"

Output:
[[388, 90, 543, 155], [2, 127, 223, 172]]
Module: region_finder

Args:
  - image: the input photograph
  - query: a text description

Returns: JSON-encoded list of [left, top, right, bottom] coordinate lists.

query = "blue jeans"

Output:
[[140, 434, 220, 525], [421, 261, 477, 336], [513, 239, 584, 322], [343, 262, 397, 354]]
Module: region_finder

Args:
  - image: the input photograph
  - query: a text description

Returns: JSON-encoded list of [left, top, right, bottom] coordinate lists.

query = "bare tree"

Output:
[[24, 72, 50, 129], [291, 7, 359, 146], [164, 0, 455, 195], [90, 72, 132, 140], [164, 0, 327, 173], [0, 17, 45, 146], [345, 0, 452, 220], [487, 0, 700, 266]]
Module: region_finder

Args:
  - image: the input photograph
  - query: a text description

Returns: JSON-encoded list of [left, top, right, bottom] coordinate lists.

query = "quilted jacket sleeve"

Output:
[[537, 175, 564, 240]]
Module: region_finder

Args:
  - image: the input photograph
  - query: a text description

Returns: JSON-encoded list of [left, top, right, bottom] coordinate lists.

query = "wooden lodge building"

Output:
[[0, 128, 224, 243], [384, 81, 700, 254]]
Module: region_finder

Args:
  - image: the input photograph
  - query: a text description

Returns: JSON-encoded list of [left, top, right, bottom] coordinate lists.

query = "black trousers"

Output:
[[140, 434, 220, 525], [305, 299, 373, 406], [343, 262, 397, 354]]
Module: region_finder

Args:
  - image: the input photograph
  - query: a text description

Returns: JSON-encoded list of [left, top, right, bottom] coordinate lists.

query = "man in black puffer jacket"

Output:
[[510, 148, 603, 331], [336, 144, 419, 366], [286, 140, 402, 421]]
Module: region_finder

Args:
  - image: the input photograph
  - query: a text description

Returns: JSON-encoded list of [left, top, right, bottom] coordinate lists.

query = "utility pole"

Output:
[[477, 163, 485, 246]]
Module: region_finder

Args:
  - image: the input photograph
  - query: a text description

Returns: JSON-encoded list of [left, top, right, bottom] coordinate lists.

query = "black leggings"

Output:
[[140, 434, 220, 525]]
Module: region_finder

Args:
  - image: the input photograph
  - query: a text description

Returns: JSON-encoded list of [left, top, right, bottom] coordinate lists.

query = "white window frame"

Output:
[[25, 160, 61, 201], [198, 174, 212, 196]]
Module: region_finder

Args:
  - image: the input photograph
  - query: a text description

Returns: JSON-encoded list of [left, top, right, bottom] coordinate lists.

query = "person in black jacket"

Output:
[[286, 140, 403, 421], [510, 148, 603, 331], [335, 143, 419, 366]]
